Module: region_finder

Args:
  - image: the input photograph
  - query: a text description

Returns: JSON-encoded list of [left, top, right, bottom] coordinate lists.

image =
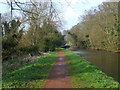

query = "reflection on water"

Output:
[[73, 49, 120, 83]]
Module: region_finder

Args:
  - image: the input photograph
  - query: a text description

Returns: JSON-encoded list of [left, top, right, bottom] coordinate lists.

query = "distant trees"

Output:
[[2, 1, 65, 60], [66, 2, 119, 52]]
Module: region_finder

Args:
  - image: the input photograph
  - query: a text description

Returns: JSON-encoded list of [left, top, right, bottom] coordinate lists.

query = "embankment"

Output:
[[64, 49, 119, 88]]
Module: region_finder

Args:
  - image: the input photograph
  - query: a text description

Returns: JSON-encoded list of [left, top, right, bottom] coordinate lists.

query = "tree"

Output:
[[66, 2, 119, 52], [2, 19, 23, 59], [2, 0, 65, 60]]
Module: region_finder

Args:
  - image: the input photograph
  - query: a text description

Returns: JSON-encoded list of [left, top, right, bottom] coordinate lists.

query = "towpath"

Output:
[[45, 49, 71, 88]]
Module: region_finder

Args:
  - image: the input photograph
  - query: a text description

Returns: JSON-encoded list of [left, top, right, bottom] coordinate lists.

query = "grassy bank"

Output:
[[2, 51, 58, 88], [3, 57, 36, 76], [64, 49, 119, 88]]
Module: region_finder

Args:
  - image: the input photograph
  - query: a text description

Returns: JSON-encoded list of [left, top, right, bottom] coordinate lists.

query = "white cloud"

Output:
[[63, 7, 79, 19]]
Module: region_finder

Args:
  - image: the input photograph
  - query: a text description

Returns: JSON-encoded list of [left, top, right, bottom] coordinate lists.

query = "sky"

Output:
[[59, 0, 105, 30], [0, 0, 118, 30]]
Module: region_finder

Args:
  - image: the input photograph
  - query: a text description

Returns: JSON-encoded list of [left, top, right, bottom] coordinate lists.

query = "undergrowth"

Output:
[[2, 51, 58, 88]]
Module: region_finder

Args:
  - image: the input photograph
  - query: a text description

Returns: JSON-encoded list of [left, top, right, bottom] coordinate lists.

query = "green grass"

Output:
[[64, 49, 120, 88], [3, 58, 34, 76], [2, 51, 58, 88]]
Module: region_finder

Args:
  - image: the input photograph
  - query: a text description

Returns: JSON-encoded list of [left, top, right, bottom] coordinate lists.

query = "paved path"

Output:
[[45, 50, 71, 88]]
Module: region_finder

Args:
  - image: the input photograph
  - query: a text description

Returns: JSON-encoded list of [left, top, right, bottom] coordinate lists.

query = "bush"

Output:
[[19, 45, 39, 55]]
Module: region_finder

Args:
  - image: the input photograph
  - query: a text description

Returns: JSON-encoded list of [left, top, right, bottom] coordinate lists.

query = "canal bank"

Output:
[[2, 49, 119, 88], [72, 49, 120, 83], [64, 49, 119, 88]]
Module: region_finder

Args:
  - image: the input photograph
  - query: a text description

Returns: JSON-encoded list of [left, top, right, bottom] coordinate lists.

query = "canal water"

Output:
[[72, 49, 120, 83]]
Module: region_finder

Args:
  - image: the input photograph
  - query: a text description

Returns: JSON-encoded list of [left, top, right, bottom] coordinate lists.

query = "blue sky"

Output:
[[0, 0, 106, 30]]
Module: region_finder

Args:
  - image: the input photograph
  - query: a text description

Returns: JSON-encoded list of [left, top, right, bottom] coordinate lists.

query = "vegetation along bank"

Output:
[[2, 51, 58, 88], [2, 49, 120, 88], [64, 49, 119, 88]]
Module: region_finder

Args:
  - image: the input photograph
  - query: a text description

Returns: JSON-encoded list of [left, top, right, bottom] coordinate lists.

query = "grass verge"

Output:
[[2, 51, 58, 88], [64, 49, 120, 88]]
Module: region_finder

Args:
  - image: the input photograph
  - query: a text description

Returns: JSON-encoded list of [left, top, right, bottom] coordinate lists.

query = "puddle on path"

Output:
[[58, 57, 64, 61]]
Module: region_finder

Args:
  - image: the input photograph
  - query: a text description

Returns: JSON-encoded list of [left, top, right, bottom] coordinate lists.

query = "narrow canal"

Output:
[[72, 49, 120, 83]]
